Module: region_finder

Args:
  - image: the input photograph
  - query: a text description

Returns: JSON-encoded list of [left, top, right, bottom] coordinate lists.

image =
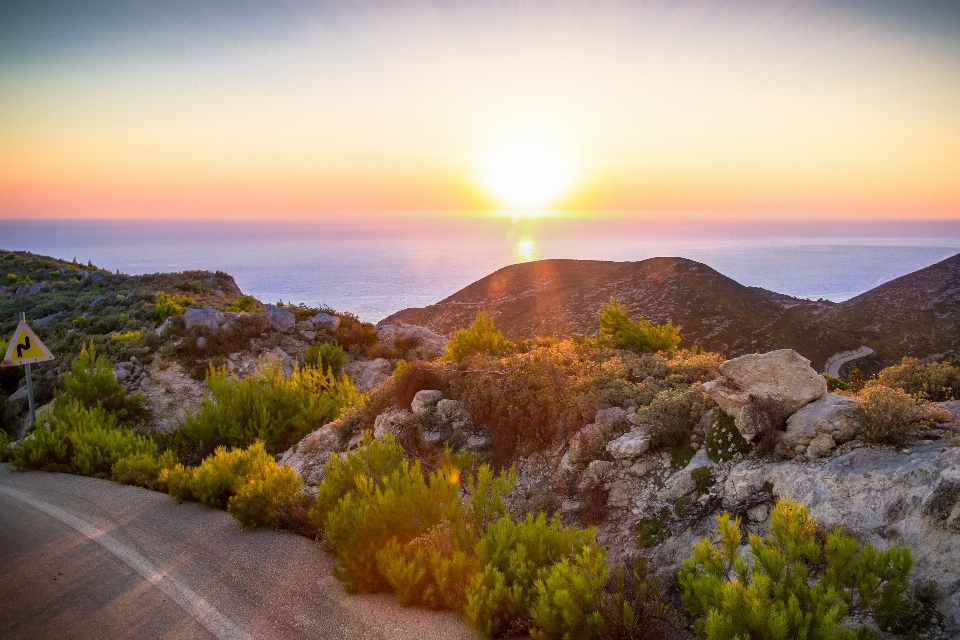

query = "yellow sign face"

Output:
[[1, 320, 55, 367]]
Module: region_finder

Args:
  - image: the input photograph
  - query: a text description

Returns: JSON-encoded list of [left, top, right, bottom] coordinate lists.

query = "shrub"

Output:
[[705, 413, 751, 463], [855, 383, 917, 446], [876, 357, 960, 401], [637, 385, 713, 466], [170, 356, 361, 461], [679, 499, 913, 640], [636, 507, 671, 549], [598, 298, 680, 353], [0, 429, 10, 462], [304, 342, 346, 377], [392, 360, 447, 410], [110, 330, 141, 343], [464, 512, 599, 638], [155, 291, 194, 320], [226, 294, 262, 312], [112, 449, 178, 489], [447, 311, 512, 361], [336, 313, 379, 355], [529, 545, 608, 639], [61, 342, 146, 425], [691, 466, 713, 494]]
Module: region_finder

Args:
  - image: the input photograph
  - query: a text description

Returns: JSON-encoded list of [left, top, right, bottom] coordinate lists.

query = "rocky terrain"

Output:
[[382, 253, 960, 374]]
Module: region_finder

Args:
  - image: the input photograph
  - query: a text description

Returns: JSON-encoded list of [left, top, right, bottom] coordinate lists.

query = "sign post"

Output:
[[1, 312, 56, 428]]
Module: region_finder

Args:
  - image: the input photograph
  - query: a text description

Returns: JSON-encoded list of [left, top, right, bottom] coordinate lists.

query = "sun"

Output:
[[479, 139, 576, 211]]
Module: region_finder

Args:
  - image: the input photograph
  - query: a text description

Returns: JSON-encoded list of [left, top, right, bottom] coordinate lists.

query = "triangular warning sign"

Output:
[[1, 320, 55, 367]]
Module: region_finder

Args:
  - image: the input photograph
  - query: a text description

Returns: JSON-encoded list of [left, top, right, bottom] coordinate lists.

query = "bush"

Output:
[[112, 449, 178, 489], [155, 291, 194, 320], [170, 356, 361, 461], [61, 342, 146, 425], [447, 311, 512, 361], [679, 499, 913, 640], [856, 383, 917, 446], [392, 361, 448, 410], [159, 441, 303, 528], [637, 385, 713, 467], [305, 342, 346, 377], [336, 313, 379, 355], [598, 298, 680, 353], [110, 330, 141, 343], [226, 294, 262, 312], [529, 545, 608, 639], [704, 413, 751, 463], [876, 357, 960, 401], [464, 512, 599, 638]]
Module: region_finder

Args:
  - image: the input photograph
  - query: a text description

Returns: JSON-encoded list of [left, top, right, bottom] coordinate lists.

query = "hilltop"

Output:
[[381, 254, 960, 373]]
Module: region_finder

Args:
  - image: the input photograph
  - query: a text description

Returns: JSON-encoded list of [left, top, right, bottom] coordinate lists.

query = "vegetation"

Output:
[[854, 383, 918, 447], [226, 294, 262, 312], [598, 298, 680, 353], [447, 311, 513, 361], [170, 356, 361, 461], [875, 357, 960, 401], [680, 499, 914, 640], [637, 384, 714, 467], [155, 291, 194, 320], [704, 413, 751, 463], [304, 342, 346, 377]]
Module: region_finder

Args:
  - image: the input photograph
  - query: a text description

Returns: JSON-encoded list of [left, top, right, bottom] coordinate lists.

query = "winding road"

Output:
[[0, 466, 479, 640], [825, 346, 874, 378]]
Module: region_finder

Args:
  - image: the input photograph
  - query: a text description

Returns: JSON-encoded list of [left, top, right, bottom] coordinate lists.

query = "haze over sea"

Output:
[[3, 217, 960, 324]]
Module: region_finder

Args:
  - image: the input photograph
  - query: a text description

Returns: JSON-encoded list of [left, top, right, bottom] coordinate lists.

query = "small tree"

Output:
[[679, 499, 913, 640], [598, 298, 680, 353], [61, 342, 146, 424], [447, 311, 512, 361]]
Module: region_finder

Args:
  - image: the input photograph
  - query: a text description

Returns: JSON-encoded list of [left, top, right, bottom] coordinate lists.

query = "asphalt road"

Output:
[[825, 346, 874, 377], [0, 465, 480, 640]]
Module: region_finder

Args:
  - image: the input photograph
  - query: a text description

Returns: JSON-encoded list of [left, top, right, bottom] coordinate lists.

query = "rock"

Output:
[[263, 305, 295, 332], [568, 423, 609, 466], [375, 323, 448, 361], [777, 393, 860, 458], [704, 349, 827, 439], [606, 429, 651, 460], [373, 407, 411, 441], [280, 422, 343, 485], [300, 330, 316, 341], [115, 368, 131, 382], [34, 312, 61, 326], [15, 283, 45, 297], [158, 316, 176, 336], [342, 358, 392, 392], [747, 504, 769, 522], [420, 399, 492, 452], [295, 320, 314, 332], [310, 312, 341, 331], [760, 445, 960, 628], [411, 389, 443, 414], [195, 336, 208, 350], [594, 407, 629, 431], [6, 387, 28, 404], [183, 308, 226, 331], [80, 271, 109, 287]]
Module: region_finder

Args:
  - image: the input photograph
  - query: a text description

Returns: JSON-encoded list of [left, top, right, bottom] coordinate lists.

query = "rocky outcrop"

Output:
[[183, 308, 226, 331], [411, 389, 443, 414], [343, 358, 392, 392], [374, 407, 411, 441], [606, 430, 651, 460], [310, 312, 341, 331], [14, 282, 45, 297], [264, 305, 296, 332], [704, 349, 827, 439], [778, 392, 861, 459], [279, 422, 343, 486], [375, 323, 448, 361]]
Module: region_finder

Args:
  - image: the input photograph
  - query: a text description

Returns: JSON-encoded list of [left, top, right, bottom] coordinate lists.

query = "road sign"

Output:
[[2, 318, 55, 367]]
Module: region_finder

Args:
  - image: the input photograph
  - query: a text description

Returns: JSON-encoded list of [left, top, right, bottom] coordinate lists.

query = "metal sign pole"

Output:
[[25, 362, 35, 428]]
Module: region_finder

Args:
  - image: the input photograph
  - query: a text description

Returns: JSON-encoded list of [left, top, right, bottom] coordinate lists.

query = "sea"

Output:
[[2, 217, 959, 324]]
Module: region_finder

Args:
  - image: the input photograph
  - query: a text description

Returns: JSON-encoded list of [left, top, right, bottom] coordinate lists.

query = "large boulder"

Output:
[[704, 349, 827, 439], [778, 392, 861, 459], [343, 358, 392, 392], [183, 308, 226, 331], [310, 312, 341, 331], [15, 283, 45, 297], [606, 429, 651, 460], [279, 422, 342, 486], [376, 323, 448, 361], [263, 305, 295, 332]]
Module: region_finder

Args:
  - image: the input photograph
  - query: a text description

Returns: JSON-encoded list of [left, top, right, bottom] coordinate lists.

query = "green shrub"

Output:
[[110, 330, 141, 343], [855, 383, 917, 447], [226, 294, 262, 312], [155, 291, 194, 320], [447, 311, 512, 361], [305, 343, 346, 377], [61, 342, 146, 425], [636, 506, 671, 549], [598, 298, 680, 353], [529, 545, 608, 639], [705, 413, 751, 462], [171, 356, 361, 461], [112, 450, 178, 489], [464, 513, 599, 638], [73, 315, 89, 328], [876, 357, 960, 401], [679, 499, 913, 640], [637, 385, 713, 466], [691, 466, 713, 494], [0, 430, 10, 462]]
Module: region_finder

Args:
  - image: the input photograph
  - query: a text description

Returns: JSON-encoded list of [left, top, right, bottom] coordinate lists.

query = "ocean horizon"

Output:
[[3, 217, 960, 324]]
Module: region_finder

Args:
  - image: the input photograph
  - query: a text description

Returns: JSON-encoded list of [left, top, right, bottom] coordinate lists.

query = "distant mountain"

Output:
[[380, 257, 860, 370], [381, 254, 960, 372]]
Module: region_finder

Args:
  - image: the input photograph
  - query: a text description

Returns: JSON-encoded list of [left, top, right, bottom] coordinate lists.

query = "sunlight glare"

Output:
[[480, 139, 576, 211], [514, 237, 539, 263]]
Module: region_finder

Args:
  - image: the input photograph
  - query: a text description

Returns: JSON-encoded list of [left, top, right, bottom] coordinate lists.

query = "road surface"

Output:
[[0, 465, 480, 640], [825, 346, 874, 378]]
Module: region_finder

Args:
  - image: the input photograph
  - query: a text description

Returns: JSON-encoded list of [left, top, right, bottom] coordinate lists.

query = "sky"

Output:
[[1, 0, 959, 220]]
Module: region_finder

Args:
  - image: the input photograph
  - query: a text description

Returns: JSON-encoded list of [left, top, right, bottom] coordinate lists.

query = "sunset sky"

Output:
[[1, 1, 958, 219]]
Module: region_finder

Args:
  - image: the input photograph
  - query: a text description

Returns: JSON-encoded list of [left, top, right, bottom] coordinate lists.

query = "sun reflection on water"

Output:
[[514, 238, 539, 263]]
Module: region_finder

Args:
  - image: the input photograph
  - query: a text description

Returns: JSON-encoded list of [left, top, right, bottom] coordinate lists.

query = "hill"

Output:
[[380, 257, 859, 370], [381, 254, 960, 372]]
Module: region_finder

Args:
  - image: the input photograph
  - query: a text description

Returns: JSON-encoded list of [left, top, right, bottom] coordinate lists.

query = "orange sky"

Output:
[[1, 1, 958, 219]]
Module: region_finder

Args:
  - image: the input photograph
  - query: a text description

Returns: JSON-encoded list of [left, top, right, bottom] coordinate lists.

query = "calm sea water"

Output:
[[2, 217, 959, 323]]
